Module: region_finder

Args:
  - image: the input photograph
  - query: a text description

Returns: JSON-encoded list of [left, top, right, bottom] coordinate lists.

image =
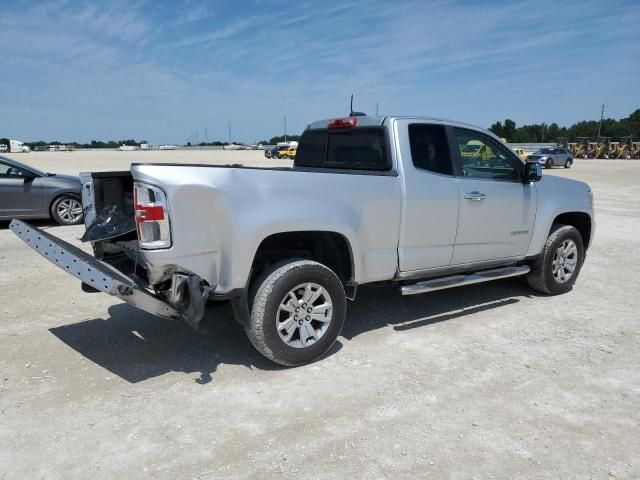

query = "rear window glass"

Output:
[[295, 127, 390, 171]]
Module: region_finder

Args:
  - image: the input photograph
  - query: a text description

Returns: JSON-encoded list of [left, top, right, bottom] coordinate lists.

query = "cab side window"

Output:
[[408, 124, 452, 175], [454, 128, 522, 181]]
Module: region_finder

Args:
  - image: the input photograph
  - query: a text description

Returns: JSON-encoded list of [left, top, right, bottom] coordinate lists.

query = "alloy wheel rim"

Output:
[[552, 239, 578, 283], [276, 282, 333, 349], [57, 198, 82, 223]]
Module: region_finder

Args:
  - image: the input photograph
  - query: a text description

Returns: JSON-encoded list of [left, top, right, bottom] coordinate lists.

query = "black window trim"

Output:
[[450, 126, 525, 183]]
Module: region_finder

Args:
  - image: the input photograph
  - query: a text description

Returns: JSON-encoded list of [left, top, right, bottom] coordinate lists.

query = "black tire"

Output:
[[527, 224, 584, 295], [546, 159, 553, 169], [564, 158, 572, 168], [51, 194, 83, 225], [247, 260, 347, 366]]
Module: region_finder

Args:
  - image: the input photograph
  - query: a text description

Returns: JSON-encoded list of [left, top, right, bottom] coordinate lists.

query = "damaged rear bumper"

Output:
[[9, 219, 211, 328]]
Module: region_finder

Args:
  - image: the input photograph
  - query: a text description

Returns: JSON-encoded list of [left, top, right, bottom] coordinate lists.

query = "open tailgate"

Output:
[[9, 219, 179, 319]]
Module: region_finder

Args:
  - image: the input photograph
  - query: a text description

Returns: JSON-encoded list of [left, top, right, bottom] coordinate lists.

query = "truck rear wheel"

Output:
[[527, 224, 584, 295], [247, 260, 346, 366]]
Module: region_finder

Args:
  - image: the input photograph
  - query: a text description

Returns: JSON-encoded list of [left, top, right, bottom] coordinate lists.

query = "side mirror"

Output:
[[18, 170, 38, 180], [524, 161, 542, 183]]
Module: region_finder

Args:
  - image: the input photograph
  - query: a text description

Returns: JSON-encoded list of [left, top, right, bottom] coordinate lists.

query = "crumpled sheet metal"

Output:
[[81, 205, 136, 242]]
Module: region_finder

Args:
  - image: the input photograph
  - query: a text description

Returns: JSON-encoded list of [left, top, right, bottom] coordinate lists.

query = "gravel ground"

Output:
[[1, 152, 639, 479]]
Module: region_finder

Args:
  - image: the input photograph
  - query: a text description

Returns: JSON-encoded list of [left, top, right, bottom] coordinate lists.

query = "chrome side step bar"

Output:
[[400, 265, 530, 296]]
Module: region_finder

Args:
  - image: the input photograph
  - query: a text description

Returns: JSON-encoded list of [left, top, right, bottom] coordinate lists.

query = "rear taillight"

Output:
[[134, 182, 171, 249]]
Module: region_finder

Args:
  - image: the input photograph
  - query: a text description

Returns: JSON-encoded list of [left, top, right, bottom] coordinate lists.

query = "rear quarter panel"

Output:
[[132, 165, 403, 293]]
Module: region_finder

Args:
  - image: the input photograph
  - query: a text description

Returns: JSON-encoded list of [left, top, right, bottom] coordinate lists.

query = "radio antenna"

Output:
[[349, 94, 366, 117]]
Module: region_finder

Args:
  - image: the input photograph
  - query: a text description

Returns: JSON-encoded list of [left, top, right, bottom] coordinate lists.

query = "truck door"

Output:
[[450, 127, 536, 265], [395, 120, 459, 272], [0, 160, 44, 217]]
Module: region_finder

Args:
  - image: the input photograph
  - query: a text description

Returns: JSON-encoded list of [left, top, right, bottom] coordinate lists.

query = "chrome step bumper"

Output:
[[9, 219, 180, 320], [401, 265, 531, 296]]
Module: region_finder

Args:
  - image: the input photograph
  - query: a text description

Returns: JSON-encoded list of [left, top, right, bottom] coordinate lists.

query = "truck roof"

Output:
[[307, 115, 489, 134]]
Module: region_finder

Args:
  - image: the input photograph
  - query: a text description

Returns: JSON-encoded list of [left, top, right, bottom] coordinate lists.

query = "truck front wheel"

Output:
[[527, 224, 585, 295], [247, 260, 347, 366]]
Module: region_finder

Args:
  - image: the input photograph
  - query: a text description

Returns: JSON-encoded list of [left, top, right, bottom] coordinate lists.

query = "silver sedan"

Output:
[[0, 156, 84, 225], [527, 148, 574, 168]]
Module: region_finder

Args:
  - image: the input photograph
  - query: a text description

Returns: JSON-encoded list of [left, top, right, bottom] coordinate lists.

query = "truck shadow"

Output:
[[49, 278, 535, 384], [342, 277, 534, 339], [49, 301, 286, 385]]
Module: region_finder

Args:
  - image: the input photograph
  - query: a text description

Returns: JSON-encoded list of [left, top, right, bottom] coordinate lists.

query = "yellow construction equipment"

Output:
[[512, 147, 528, 160], [593, 141, 604, 159], [593, 138, 614, 159], [606, 142, 620, 159], [617, 137, 633, 159], [568, 142, 578, 157], [574, 137, 591, 158]]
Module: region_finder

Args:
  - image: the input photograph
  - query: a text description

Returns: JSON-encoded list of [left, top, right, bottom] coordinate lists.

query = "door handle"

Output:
[[464, 191, 486, 201]]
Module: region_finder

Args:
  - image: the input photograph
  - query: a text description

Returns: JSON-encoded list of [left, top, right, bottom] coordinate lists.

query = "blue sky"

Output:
[[0, 0, 638, 143]]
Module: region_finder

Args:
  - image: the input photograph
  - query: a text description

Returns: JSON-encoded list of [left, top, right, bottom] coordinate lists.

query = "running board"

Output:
[[400, 265, 530, 296]]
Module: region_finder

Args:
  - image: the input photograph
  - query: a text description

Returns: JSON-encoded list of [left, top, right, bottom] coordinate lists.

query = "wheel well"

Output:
[[251, 231, 354, 285], [552, 212, 592, 248]]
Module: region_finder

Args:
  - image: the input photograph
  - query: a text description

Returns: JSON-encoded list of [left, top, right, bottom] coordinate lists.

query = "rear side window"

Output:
[[408, 124, 452, 175], [294, 130, 326, 165], [295, 127, 390, 171]]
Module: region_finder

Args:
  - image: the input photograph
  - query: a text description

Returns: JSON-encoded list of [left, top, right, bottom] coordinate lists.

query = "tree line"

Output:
[[3, 109, 637, 149], [490, 108, 640, 143], [0, 138, 149, 149]]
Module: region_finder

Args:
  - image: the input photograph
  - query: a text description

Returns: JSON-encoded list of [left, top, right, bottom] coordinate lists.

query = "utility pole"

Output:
[[205, 127, 208, 143], [375, 103, 379, 116], [284, 115, 287, 142], [596, 104, 605, 143], [228, 121, 232, 144]]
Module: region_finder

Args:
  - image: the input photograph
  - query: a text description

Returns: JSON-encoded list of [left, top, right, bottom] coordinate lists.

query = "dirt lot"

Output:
[[1, 152, 639, 479]]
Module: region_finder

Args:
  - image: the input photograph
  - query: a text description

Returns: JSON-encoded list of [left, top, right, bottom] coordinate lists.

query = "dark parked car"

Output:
[[264, 145, 290, 159], [0, 156, 83, 225]]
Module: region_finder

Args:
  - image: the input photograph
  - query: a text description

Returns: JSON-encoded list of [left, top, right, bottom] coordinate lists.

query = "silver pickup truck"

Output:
[[10, 115, 595, 366]]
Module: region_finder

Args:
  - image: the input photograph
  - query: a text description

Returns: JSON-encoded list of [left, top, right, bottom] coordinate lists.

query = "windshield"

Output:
[[0, 156, 47, 176], [535, 148, 552, 154]]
